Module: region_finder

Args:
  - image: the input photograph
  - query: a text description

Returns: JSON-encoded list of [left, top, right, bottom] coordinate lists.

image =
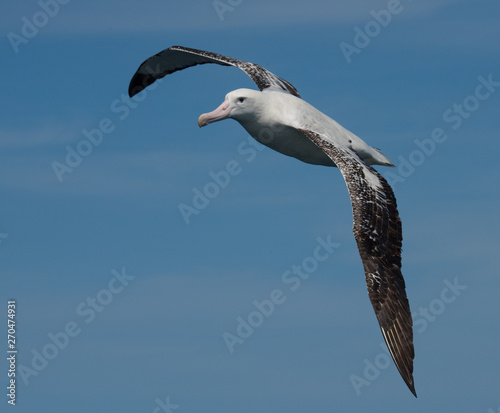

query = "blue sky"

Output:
[[1, 0, 499, 411]]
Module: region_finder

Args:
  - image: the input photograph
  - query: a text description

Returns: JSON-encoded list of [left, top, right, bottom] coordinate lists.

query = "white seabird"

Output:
[[129, 46, 416, 397]]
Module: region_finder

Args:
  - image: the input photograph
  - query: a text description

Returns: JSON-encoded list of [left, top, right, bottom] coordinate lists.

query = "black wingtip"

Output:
[[407, 381, 417, 398], [128, 72, 154, 98], [128, 55, 166, 97], [392, 353, 417, 398]]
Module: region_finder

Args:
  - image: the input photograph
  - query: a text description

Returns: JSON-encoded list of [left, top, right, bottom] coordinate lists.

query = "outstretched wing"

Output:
[[128, 45, 300, 98], [298, 129, 416, 397]]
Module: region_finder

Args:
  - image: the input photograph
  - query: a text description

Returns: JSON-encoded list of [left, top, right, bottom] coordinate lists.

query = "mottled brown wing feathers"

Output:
[[299, 129, 416, 397], [128, 45, 300, 98]]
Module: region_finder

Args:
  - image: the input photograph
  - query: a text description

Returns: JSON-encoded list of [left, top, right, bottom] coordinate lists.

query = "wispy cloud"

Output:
[[0, 146, 252, 197], [0, 120, 84, 148], [3, 0, 460, 35]]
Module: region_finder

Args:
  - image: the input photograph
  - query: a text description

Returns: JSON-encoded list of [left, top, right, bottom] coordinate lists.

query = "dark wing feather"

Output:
[[299, 129, 416, 397], [128, 45, 300, 98]]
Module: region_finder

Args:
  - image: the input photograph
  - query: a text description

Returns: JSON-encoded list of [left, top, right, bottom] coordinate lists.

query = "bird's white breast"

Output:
[[236, 91, 392, 167]]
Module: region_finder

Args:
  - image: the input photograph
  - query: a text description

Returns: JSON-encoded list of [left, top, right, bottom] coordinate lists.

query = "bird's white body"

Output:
[[219, 89, 393, 167]]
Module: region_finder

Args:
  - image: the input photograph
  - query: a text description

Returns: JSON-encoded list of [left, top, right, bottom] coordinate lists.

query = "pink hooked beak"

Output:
[[198, 98, 231, 127]]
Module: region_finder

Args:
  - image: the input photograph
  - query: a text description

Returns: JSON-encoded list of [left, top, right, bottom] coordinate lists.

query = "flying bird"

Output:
[[129, 46, 416, 396]]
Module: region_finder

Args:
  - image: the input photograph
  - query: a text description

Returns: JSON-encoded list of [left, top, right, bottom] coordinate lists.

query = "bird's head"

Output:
[[198, 89, 263, 127]]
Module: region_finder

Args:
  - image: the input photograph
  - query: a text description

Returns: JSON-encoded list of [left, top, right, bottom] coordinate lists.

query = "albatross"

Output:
[[129, 45, 416, 397]]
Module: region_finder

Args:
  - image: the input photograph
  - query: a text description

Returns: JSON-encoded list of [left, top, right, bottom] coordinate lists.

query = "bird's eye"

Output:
[[237, 97, 246, 103]]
